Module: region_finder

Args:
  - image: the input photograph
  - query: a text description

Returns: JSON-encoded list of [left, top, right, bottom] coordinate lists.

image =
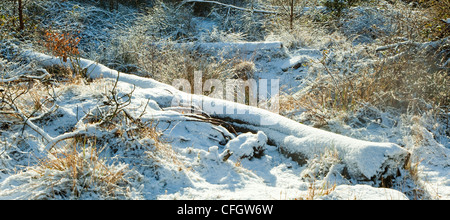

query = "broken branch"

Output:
[[0, 69, 51, 83]]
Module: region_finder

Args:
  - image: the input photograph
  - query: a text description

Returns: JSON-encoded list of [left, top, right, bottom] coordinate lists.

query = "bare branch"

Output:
[[0, 68, 51, 83]]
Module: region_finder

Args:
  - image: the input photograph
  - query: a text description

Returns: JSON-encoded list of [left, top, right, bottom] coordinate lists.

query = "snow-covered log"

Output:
[[196, 41, 283, 53], [153, 41, 284, 56], [215, 110, 409, 182], [27, 51, 410, 182], [24, 51, 174, 91]]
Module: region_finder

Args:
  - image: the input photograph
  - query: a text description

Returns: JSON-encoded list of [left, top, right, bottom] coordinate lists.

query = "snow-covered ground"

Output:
[[0, 48, 444, 200], [0, 0, 448, 200]]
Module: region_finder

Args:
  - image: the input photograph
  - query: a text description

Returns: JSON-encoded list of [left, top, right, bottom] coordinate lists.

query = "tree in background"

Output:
[[405, 0, 449, 39], [322, 0, 360, 17], [5, 0, 31, 31], [98, 0, 153, 11], [18, 0, 25, 30], [271, 0, 299, 30]]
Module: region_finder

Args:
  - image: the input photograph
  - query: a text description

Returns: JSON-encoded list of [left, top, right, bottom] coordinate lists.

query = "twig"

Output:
[[44, 122, 111, 151], [183, 113, 238, 135]]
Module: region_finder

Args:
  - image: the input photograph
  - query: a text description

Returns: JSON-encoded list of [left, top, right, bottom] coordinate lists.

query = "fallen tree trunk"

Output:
[[27, 50, 410, 182], [151, 41, 284, 57], [195, 41, 283, 52], [191, 95, 409, 182]]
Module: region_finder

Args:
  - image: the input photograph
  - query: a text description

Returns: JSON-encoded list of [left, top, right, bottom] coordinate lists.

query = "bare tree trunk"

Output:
[[18, 0, 24, 30], [290, 0, 294, 30]]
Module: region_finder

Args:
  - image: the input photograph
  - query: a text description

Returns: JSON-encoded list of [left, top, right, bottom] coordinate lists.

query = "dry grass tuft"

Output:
[[32, 140, 130, 199], [296, 181, 337, 200], [44, 65, 85, 85], [142, 123, 183, 169], [232, 60, 255, 80]]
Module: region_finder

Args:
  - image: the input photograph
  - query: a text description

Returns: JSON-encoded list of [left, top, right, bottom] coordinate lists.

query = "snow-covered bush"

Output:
[[96, 0, 151, 10], [232, 59, 255, 80], [339, 7, 401, 45], [216, 9, 269, 42], [322, 0, 360, 16], [139, 1, 196, 41], [223, 131, 268, 161], [300, 147, 343, 183]]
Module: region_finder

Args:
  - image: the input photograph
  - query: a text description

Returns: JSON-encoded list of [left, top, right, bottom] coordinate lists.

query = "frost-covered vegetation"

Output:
[[0, 0, 448, 200]]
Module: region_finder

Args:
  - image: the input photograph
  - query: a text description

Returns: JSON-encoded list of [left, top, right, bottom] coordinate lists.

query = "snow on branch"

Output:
[[0, 68, 51, 83], [0, 79, 96, 151], [375, 40, 422, 52], [0, 65, 129, 152], [376, 37, 449, 52], [375, 37, 450, 68]]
